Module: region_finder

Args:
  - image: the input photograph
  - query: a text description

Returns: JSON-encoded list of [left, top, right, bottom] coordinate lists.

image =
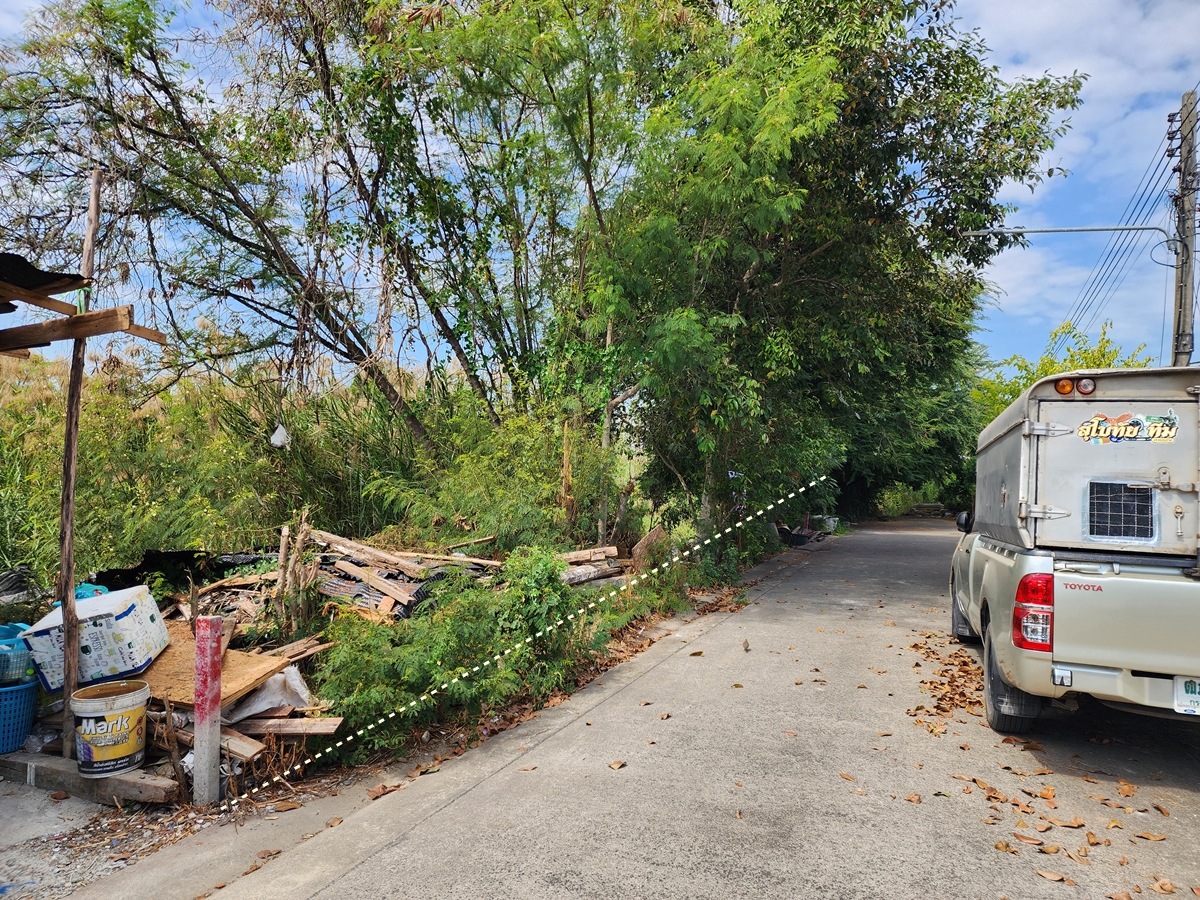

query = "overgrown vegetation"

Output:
[[0, 0, 1092, 742]]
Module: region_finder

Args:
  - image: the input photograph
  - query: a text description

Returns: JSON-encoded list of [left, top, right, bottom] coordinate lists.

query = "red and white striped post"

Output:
[[193, 616, 223, 805]]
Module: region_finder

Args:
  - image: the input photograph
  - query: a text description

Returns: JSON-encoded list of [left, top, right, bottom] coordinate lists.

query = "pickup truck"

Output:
[[950, 367, 1200, 732]]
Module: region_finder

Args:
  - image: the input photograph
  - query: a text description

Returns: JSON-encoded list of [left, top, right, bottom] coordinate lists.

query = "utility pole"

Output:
[[1170, 90, 1197, 366], [58, 167, 101, 758]]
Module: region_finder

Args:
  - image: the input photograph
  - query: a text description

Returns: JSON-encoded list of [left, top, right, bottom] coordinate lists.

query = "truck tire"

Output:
[[983, 626, 1041, 734], [950, 574, 980, 643]]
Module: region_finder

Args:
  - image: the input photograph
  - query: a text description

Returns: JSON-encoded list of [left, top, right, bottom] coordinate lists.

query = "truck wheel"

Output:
[[983, 626, 1041, 734], [950, 574, 980, 643]]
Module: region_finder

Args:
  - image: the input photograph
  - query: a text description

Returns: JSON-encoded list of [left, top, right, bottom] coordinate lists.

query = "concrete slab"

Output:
[[0, 753, 178, 805]]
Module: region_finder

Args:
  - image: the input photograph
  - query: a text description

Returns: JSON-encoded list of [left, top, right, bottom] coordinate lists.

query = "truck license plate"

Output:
[[1174, 676, 1200, 715]]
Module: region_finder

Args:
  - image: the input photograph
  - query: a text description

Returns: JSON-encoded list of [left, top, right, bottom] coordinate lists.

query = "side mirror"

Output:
[[956, 511, 973, 534]]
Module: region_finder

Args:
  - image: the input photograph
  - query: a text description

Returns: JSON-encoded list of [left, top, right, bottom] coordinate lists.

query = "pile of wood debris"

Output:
[[126, 527, 660, 802]]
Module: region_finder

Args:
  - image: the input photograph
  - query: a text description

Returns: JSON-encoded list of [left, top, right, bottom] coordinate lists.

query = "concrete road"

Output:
[[156, 522, 1200, 899]]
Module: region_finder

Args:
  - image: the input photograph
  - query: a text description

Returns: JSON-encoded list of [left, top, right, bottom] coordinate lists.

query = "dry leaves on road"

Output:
[[995, 841, 1018, 854], [743, 639, 750, 652], [840, 772, 856, 782], [1108, 892, 1135, 900], [326, 817, 342, 828], [49, 791, 70, 802], [273, 801, 302, 811], [367, 783, 402, 800], [689, 651, 703, 657], [519, 766, 537, 771], [905, 793, 921, 805], [732, 683, 744, 688], [783, 730, 798, 736], [1037, 870, 1076, 885], [1153, 802, 1170, 817], [1150, 877, 1177, 894], [256, 849, 281, 859], [1013, 833, 1044, 846], [609, 761, 626, 770], [1136, 832, 1168, 841], [1118, 779, 1137, 798], [639, 701, 653, 706], [659, 712, 671, 720], [1044, 816, 1085, 829]]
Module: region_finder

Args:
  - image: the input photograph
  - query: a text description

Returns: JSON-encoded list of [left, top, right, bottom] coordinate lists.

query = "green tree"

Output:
[[974, 321, 1153, 424]]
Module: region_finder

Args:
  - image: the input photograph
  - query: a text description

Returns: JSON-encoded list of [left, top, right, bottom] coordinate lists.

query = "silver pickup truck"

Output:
[[951, 367, 1200, 732]]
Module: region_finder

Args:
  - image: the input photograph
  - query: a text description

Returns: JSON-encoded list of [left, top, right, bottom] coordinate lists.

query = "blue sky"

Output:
[[3, 0, 1199, 366]]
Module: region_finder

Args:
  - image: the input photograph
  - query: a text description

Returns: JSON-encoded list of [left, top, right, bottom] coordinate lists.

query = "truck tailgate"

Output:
[[1054, 566, 1200, 678]]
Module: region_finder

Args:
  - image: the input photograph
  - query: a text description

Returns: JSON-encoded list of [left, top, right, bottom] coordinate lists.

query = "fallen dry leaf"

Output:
[[1013, 833, 1044, 846], [884, 620, 896, 626], [214, 883, 226, 890], [905, 793, 921, 804], [609, 761, 626, 770], [1040, 786, 1057, 801], [995, 840, 1017, 854], [1036, 870, 1066, 882], [519, 766, 537, 771], [1136, 833, 1167, 841], [1118, 856, 1128, 865], [1150, 877, 1176, 895], [1039, 845, 1061, 855], [1035, 823, 1053, 833], [1083, 774, 1098, 784], [1107, 893, 1134, 900], [735, 810, 742, 819], [1022, 741, 1045, 752], [1107, 819, 1123, 829], [256, 849, 281, 859], [639, 701, 653, 706], [1153, 803, 1170, 817], [689, 651, 703, 657], [1063, 848, 1089, 865], [878, 732, 893, 737], [840, 772, 856, 782], [857, 684, 867, 689], [731, 683, 743, 689], [1033, 768, 1054, 776], [1086, 832, 1100, 846], [743, 639, 750, 652], [1191, 889, 1200, 898], [795, 680, 804, 685], [367, 782, 401, 801], [49, 791, 69, 802], [326, 818, 342, 828], [1118, 779, 1137, 798], [1015, 818, 1029, 828], [659, 712, 671, 720], [273, 801, 302, 812], [960, 744, 970, 751], [1002, 736, 1029, 745], [783, 730, 798, 737], [242, 864, 261, 876], [1046, 816, 1086, 829]]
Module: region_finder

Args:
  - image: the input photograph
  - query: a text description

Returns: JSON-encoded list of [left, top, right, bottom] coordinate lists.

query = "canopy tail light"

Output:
[[1012, 573, 1053, 653]]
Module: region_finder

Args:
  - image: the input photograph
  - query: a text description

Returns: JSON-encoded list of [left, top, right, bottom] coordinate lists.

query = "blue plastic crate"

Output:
[[0, 680, 37, 754]]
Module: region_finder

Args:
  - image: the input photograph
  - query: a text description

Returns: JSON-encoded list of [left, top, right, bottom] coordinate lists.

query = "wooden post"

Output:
[[58, 167, 101, 758], [193, 615, 223, 805]]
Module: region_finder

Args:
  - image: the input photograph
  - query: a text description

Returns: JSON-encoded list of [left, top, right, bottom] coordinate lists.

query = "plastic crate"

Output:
[[0, 680, 38, 754]]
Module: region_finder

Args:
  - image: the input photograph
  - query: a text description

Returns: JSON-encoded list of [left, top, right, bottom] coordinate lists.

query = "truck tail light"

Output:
[[1012, 573, 1053, 652]]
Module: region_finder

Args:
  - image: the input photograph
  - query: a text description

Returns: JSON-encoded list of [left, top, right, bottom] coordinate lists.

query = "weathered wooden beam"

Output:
[[0, 305, 131, 353], [0, 280, 80, 316], [560, 546, 618, 565], [124, 322, 168, 345], [236, 716, 343, 737], [0, 349, 31, 359]]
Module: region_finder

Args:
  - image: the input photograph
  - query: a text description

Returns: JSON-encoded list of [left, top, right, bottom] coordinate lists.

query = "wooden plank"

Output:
[[309, 529, 430, 578], [141, 620, 289, 709], [0, 349, 30, 359], [265, 635, 321, 657], [284, 641, 335, 663], [236, 716, 343, 737], [171, 724, 267, 762], [561, 564, 612, 585], [0, 305, 131, 353], [253, 705, 295, 718], [0, 279, 80, 316], [560, 546, 618, 564], [333, 559, 416, 613], [124, 322, 167, 345]]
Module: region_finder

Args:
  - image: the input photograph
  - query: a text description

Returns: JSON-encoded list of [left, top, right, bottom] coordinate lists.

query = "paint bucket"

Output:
[[71, 679, 150, 778]]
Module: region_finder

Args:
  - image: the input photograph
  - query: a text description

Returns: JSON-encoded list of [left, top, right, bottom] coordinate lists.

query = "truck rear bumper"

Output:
[[1046, 662, 1181, 712]]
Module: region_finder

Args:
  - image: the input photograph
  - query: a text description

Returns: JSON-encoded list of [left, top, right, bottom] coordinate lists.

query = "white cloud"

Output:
[[0, 0, 43, 39], [955, 0, 1200, 361]]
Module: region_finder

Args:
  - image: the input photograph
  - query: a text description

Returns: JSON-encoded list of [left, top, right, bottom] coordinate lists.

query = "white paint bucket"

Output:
[[71, 679, 150, 778]]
